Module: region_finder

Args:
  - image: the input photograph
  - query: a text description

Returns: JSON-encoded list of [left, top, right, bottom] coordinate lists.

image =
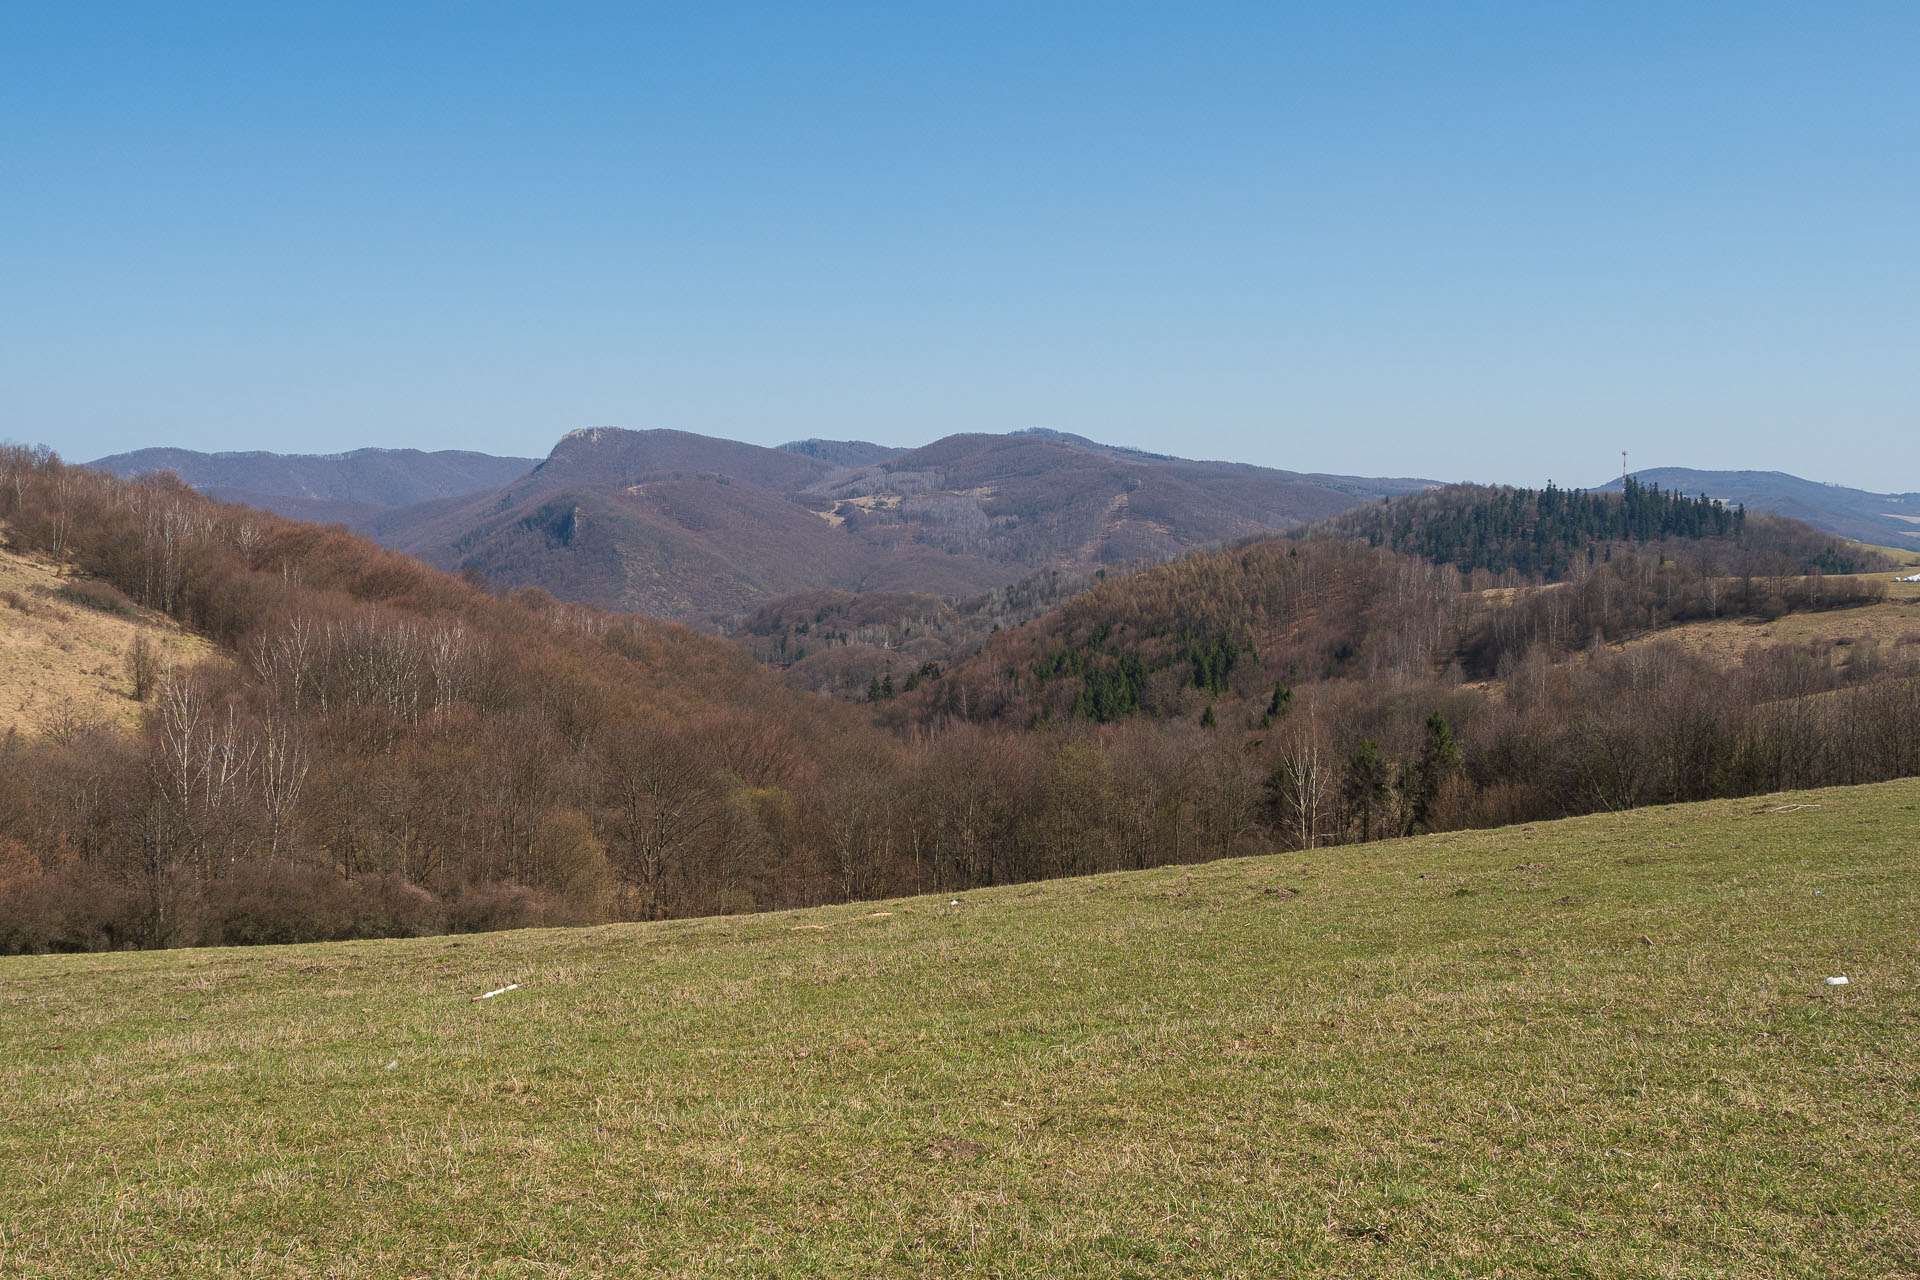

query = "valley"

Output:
[[5, 444, 1918, 956]]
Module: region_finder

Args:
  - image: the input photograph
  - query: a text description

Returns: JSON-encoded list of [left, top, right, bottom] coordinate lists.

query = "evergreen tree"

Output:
[[1341, 737, 1392, 842], [1405, 711, 1464, 832], [1266, 681, 1292, 719]]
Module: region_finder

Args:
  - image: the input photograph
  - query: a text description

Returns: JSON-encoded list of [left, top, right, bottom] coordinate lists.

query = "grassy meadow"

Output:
[[1854, 541, 1920, 570], [3, 781, 1917, 1278], [1618, 577, 1920, 662], [0, 543, 217, 737]]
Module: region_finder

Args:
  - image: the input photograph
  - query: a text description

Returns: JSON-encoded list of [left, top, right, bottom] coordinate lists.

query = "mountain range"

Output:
[[91, 436, 1917, 621], [89, 446, 539, 527], [98, 429, 1435, 619]]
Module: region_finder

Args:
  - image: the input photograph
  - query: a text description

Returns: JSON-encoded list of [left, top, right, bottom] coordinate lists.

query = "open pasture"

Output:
[[3, 782, 1917, 1278]]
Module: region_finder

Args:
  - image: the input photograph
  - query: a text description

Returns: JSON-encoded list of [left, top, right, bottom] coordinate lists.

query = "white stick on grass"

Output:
[[472, 983, 520, 1001]]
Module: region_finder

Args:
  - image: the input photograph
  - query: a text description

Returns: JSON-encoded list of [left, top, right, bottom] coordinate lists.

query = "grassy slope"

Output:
[[0, 542, 219, 736], [1617, 577, 1920, 662], [4, 782, 1917, 1279], [1848, 541, 1920, 569]]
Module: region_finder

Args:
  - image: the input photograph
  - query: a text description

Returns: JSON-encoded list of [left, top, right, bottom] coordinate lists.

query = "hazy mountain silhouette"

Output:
[[91, 446, 538, 525], [778, 438, 904, 467]]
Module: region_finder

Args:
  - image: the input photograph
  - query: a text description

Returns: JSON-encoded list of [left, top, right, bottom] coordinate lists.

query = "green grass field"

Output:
[[5, 782, 1918, 1278]]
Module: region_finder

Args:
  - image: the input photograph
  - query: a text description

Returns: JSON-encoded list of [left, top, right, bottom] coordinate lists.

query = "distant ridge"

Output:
[[777, 438, 902, 468], [91, 445, 538, 524], [1009, 427, 1180, 463], [1588, 467, 1920, 548]]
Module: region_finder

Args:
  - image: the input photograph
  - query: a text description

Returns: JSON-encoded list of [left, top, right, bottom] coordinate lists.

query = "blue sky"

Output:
[[3, 2, 1915, 490]]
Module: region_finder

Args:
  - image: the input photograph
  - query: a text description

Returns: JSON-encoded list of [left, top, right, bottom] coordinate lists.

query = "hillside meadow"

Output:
[[3, 780, 1915, 1278], [0, 543, 218, 738], [1612, 571, 1920, 663]]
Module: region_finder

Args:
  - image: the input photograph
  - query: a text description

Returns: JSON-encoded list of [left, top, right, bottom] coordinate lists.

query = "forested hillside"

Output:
[[723, 567, 1123, 699], [751, 480, 1891, 701], [1309, 479, 1886, 580], [0, 447, 889, 948], [4, 451, 1917, 953], [1592, 467, 1920, 550], [889, 517, 1917, 848]]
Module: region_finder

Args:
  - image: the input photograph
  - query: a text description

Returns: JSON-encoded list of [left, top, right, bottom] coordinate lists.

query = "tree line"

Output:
[[1311, 480, 1886, 581]]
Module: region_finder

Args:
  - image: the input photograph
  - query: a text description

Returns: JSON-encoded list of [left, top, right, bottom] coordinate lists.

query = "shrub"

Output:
[[55, 578, 136, 617], [126, 631, 159, 700], [444, 881, 579, 934], [195, 865, 446, 946], [0, 869, 143, 954]]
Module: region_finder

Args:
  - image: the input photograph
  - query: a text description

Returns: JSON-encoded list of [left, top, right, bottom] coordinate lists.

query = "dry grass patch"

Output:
[[1623, 594, 1920, 662], [0, 538, 218, 736]]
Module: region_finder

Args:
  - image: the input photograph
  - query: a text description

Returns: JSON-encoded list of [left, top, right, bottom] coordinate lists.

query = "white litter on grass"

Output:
[[950, 900, 960, 906], [472, 983, 521, 1001], [384, 1060, 398, 1070], [1826, 976, 1850, 986]]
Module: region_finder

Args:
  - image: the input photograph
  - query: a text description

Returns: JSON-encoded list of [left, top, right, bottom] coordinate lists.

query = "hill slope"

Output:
[[0, 445, 903, 944], [1593, 467, 1920, 549], [0, 540, 218, 737], [4, 781, 1914, 1277]]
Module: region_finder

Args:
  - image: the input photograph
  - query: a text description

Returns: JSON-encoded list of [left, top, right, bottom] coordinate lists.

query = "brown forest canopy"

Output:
[[2, 446, 1917, 953], [0, 446, 883, 946], [747, 482, 1891, 700]]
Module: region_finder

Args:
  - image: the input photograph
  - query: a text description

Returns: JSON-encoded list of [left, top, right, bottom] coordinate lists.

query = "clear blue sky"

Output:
[[4, 2, 1915, 490]]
